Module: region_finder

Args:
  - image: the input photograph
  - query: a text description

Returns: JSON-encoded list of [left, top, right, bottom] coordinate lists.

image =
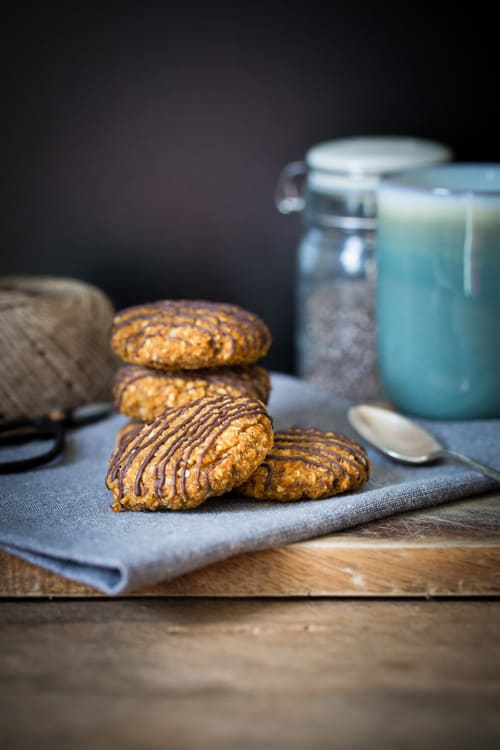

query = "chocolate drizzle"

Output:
[[107, 395, 271, 506]]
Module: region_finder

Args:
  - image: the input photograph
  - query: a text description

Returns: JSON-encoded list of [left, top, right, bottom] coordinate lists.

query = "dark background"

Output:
[[2, 1, 499, 372]]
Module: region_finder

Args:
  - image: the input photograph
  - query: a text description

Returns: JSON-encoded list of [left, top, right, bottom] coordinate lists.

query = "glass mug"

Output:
[[376, 164, 500, 419], [275, 136, 452, 402]]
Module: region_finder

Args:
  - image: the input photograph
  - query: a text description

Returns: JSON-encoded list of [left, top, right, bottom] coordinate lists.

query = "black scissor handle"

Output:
[[0, 416, 59, 445], [0, 402, 113, 474], [0, 417, 66, 473], [66, 402, 114, 428]]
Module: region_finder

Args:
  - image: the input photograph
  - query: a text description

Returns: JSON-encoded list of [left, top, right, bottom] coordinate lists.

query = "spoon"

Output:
[[348, 404, 500, 482]]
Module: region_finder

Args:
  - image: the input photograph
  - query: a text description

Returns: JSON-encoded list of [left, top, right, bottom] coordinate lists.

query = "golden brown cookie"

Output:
[[237, 426, 369, 501], [112, 364, 271, 421], [110, 300, 272, 370], [106, 395, 274, 511]]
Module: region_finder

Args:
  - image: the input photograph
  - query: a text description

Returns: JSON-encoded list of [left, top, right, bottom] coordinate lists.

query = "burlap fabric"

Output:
[[0, 276, 116, 420]]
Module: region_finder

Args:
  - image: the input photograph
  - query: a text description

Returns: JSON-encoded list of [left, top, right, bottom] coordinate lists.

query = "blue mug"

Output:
[[376, 164, 500, 419]]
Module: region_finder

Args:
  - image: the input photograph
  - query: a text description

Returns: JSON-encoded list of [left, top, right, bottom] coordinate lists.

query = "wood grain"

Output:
[[2, 492, 499, 598], [1, 599, 499, 750]]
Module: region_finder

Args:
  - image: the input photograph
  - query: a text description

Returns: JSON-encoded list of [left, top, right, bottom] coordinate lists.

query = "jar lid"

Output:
[[306, 136, 452, 193]]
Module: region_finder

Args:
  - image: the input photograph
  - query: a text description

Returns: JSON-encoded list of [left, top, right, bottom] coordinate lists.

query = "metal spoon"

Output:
[[348, 404, 500, 482]]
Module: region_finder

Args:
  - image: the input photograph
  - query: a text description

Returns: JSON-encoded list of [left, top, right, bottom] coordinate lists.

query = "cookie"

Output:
[[237, 426, 369, 501], [112, 364, 271, 421], [110, 300, 272, 370], [106, 394, 274, 511]]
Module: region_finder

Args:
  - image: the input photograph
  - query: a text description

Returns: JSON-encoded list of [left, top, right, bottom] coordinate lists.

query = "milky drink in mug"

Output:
[[377, 165, 500, 419]]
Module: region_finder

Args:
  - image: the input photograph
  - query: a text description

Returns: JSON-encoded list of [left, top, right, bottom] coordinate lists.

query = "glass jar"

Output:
[[275, 136, 452, 403]]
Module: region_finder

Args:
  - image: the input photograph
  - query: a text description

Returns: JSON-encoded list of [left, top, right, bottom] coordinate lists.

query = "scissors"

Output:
[[0, 402, 113, 473]]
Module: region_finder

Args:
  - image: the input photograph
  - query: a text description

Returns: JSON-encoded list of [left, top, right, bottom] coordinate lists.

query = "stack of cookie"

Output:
[[106, 299, 370, 511], [109, 298, 272, 422]]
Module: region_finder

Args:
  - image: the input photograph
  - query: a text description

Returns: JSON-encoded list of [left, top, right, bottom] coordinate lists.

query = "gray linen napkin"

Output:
[[1, 373, 498, 594]]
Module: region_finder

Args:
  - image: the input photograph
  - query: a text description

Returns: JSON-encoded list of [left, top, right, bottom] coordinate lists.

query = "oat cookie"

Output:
[[112, 364, 271, 421], [106, 394, 274, 511], [110, 300, 272, 370], [237, 426, 369, 501]]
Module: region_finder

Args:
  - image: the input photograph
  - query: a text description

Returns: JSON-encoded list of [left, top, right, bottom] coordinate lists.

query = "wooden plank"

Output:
[[2, 492, 499, 597], [1, 599, 500, 750]]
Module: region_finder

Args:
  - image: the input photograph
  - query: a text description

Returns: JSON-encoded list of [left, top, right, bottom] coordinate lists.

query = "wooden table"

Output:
[[1, 598, 499, 750], [1, 493, 500, 749]]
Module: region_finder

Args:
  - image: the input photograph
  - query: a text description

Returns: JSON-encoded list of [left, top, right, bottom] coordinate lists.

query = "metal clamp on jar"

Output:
[[275, 136, 452, 402]]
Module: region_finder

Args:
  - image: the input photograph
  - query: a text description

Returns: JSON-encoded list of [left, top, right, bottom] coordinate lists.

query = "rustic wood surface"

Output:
[[1, 598, 499, 750], [2, 493, 499, 597]]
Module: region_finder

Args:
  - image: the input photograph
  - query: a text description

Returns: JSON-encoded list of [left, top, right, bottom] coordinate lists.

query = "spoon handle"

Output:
[[442, 449, 500, 482]]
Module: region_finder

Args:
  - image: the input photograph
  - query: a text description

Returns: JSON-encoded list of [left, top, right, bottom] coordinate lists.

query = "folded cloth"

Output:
[[1, 373, 499, 595]]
